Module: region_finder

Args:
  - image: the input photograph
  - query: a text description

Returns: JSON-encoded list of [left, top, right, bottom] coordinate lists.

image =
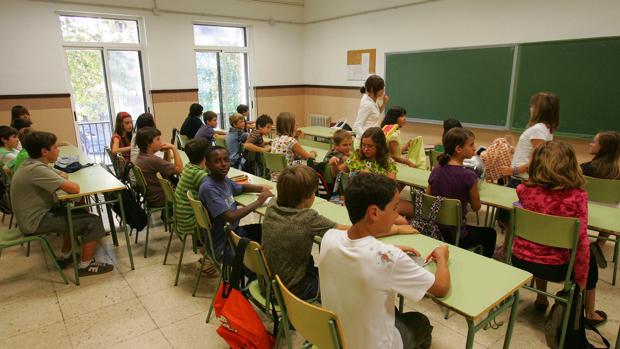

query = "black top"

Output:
[[180, 116, 203, 138], [580, 162, 595, 177]]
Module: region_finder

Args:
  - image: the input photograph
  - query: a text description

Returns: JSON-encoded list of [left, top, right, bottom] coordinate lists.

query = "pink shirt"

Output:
[[512, 184, 590, 287]]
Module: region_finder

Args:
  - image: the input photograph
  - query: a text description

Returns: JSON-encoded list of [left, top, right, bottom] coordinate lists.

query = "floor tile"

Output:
[[0, 321, 72, 349], [105, 329, 172, 349]]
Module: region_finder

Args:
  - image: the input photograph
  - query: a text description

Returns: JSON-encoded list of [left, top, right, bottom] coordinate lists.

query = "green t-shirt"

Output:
[[174, 163, 208, 234], [346, 152, 398, 176], [8, 149, 29, 172]]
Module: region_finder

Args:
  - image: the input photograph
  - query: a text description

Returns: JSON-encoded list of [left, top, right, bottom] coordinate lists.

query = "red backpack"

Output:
[[214, 237, 275, 349]]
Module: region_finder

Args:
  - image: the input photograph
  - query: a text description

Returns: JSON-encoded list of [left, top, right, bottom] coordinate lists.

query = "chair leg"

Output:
[[175, 235, 188, 287], [206, 274, 223, 323], [143, 213, 151, 258], [26, 241, 31, 257], [163, 228, 174, 265], [558, 286, 576, 349], [40, 237, 68, 285], [192, 250, 206, 295]]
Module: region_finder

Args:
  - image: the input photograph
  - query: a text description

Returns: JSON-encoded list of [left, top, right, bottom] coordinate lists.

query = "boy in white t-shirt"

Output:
[[318, 173, 450, 349]]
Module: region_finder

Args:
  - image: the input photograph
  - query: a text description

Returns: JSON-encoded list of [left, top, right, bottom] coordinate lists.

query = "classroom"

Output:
[[0, 0, 619, 348]]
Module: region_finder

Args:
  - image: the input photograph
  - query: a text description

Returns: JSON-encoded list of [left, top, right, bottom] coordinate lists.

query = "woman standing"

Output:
[[353, 75, 388, 147]]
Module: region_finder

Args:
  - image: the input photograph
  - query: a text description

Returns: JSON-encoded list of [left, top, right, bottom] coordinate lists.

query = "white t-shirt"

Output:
[[511, 123, 553, 169], [318, 229, 435, 349], [353, 94, 382, 140]]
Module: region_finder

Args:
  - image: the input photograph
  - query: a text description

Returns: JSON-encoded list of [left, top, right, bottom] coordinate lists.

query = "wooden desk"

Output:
[[381, 234, 532, 349], [58, 146, 135, 284]]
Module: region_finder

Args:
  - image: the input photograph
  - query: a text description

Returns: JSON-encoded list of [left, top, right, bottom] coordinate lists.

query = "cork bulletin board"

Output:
[[347, 49, 376, 81]]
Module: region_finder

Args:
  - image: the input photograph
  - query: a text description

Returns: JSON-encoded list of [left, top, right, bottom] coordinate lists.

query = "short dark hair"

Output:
[[23, 131, 57, 159], [188, 103, 203, 117], [185, 138, 210, 164], [276, 165, 318, 208], [203, 111, 218, 123], [333, 129, 352, 146], [381, 106, 407, 127], [0, 126, 18, 146], [344, 173, 398, 224], [11, 105, 29, 120], [135, 127, 161, 153], [360, 75, 385, 95], [206, 145, 228, 162], [236, 104, 249, 114], [442, 118, 462, 138], [135, 112, 156, 131], [255, 114, 273, 128], [11, 118, 33, 131]]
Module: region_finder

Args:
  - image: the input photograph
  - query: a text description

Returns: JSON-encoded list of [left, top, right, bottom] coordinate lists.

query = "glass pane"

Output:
[[196, 51, 221, 120], [193, 25, 245, 47], [108, 50, 146, 119], [220, 52, 248, 130], [65, 49, 112, 162], [60, 16, 139, 44]]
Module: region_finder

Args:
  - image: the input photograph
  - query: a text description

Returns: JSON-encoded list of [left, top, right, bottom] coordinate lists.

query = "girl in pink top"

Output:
[[512, 141, 605, 325]]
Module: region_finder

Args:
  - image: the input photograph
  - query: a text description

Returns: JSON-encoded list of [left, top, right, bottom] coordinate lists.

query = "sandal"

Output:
[[534, 299, 549, 313], [586, 310, 608, 327]]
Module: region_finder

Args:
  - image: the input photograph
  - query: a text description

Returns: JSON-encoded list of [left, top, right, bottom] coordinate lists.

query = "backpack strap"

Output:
[[426, 195, 445, 222], [226, 235, 251, 294], [122, 162, 134, 183]]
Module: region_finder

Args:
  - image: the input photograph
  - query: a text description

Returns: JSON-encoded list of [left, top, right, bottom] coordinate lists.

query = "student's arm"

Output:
[[425, 185, 432, 195], [468, 183, 482, 212], [58, 179, 80, 194], [111, 137, 131, 154], [386, 171, 397, 180], [427, 245, 450, 297], [243, 142, 269, 153], [501, 138, 546, 177], [292, 142, 316, 159], [221, 188, 273, 223], [379, 94, 389, 113], [241, 183, 273, 194], [215, 130, 228, 136], [161, 144, 183, 173]]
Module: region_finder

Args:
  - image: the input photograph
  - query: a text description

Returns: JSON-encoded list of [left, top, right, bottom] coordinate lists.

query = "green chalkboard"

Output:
[[511, 37, 620, 137], [385, 46, 515, 127]]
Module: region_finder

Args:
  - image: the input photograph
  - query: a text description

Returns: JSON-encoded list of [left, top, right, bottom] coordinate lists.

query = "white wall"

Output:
[[303, 0, 620, 86], [0, 0, 305, 94]]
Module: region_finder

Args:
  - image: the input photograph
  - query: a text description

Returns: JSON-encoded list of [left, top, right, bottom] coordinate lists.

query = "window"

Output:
[[194, 24, 250, 129], [60, 14, 148, 163]]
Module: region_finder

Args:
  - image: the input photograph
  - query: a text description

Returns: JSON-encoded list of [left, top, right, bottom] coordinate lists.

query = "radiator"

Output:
[[308, 114, 331, 127]]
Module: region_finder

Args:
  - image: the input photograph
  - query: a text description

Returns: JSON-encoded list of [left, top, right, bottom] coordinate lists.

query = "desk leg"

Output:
[[465, 319, 475, 349], [613, 237, 619, 286], [105, 203, 119, 246], [66, 204, 80, 285], [117, 192, 135, 270], [503, 291, 520, 349]]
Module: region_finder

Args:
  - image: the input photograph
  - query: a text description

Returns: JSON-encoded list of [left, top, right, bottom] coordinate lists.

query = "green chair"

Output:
[[0, 227, 68, 284], [158, 174, 179, 266], [215, 137, 227, 149], [429, 149, 441, 169], [506, 206, 580, 349], [131, 165, 166, 258], [187, 191, 221, 296], [273, 275, 347, 349], [299, 138, 332, 150], [584, 175, 620, 285], [176, 133, 188, 150], [410, 188, 463, 244], [263, 152, 288, 175]]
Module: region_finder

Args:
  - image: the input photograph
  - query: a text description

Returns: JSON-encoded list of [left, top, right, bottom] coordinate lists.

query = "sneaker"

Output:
[[78, 260, 114, 276], [56, 254, 80, 269]]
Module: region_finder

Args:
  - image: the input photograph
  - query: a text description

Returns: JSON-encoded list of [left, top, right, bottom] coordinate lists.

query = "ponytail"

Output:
[[360, 86, 366, 94], [437, 152, 451, 166]]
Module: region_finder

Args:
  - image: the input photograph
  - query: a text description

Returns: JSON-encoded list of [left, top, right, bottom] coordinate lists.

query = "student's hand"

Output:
[[308, 151, 317, 159], [426, 245, 449, 264], [406, 160, 417, 168], [395, 245, 420, 256], [58, 171, 68, 179], [295, 129, 304, 138], [500, 166, 513, 177], [382, 94, 390, 105], [263, 145, 271, 152], [160, 143, 175, 151], [328, 157, 340, 166], [256, 187, 274, 204], [395, 225, 418, 234]]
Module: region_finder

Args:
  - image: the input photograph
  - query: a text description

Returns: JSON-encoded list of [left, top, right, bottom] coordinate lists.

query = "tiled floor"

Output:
[[0, 211, 618, 348]]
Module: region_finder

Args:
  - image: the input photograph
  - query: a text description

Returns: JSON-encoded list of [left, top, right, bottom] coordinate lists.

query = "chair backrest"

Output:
[[299, 138, 332, 150], [156, 173, 176, 205], [176, 132, 188, 150], [273, 275, 346, 349], [410, 189, 462, 228], [584, 176, 620, 204], [507, 206, 580, 289], [215, 137, 227, 149], [105, 146, 124, 177], [429, 149, 441, 169], [132, 165, 148, 196], [186, 191, 212, 231], [263, 152, 287, 173], [228, 230, 270, 278]]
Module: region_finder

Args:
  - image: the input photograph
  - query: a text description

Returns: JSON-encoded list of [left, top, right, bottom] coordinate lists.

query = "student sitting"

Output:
[[242, 114, 272, 175], [226, 113, 249, 169], [511, 141, 604, 325], [11, 131, 113, 275], [318, 173, 450, 349], [0, 126, 20, 169], [237, 103, 255, 130], [427, 128, 497, 257], [135, 127, 183, 208], [381, 106, 415, 168], [344, 127, 397, 180], [434, 118, 462, 153], [130, 113, 156, 163], [324, 129, 353, 176], [180, 103, 204, 139], [9, 127, 33, 172], [195, 111, 226, 145], [110, 111, 133, 163], [270, 112, 316, 180], [199, 146, 273, 260]]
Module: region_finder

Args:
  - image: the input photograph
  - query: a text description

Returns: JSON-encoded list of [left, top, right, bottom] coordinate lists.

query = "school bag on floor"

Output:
[[104, 162, 147, 232], [409, 188, 444, 241], [214, 237, 275, 349], [407, 136, 429, 170]]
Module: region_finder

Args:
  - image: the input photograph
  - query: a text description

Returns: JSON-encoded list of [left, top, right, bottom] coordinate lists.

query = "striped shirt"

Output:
[[174, 163, 208, 234]]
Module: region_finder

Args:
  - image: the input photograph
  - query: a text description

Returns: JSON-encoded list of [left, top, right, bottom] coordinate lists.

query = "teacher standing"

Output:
[[353, 75, 389, 147]]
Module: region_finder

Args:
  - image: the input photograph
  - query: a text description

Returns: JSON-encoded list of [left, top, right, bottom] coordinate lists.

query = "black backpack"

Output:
[[105, 162, 147, 232]]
